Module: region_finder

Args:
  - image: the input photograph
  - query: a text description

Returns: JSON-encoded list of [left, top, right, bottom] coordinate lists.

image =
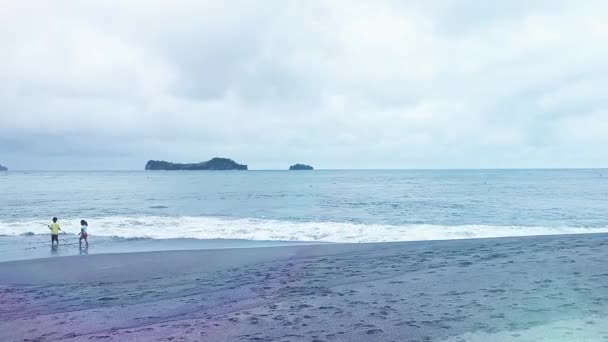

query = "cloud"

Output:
[[1, 0, 608, 169]]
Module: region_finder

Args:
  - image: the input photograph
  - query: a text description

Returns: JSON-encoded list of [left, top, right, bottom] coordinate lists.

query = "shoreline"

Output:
[[2, 233, 608, 341], [0, 234, 320, 263], [3, 229, 608, 263]]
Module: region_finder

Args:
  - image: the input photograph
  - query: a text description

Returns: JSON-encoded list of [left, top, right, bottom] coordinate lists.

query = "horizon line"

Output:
[[4, 167, 608, 172]]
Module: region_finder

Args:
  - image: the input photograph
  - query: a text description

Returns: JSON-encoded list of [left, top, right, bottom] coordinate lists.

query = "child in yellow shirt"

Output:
[[48, 217, 61, 246]]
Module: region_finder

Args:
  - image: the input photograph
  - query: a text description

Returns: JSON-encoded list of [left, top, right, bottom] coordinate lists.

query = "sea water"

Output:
[[2, 169, 608, 243]]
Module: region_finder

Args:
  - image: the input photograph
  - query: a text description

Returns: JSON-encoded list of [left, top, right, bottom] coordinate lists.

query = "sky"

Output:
[[1, 0, 608, 170]]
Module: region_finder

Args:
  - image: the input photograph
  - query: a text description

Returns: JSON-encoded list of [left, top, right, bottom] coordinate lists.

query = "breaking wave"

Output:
[[1, 216, 608, 243]]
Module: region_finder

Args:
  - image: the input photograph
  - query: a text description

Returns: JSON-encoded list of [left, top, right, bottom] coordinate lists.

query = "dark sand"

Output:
[[2, 234, 608, 341]]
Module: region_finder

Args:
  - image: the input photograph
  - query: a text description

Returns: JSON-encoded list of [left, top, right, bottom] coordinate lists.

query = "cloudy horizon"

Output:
[[2, 1, 608, 170]]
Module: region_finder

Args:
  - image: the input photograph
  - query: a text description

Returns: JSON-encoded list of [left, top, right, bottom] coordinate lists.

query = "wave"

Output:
[[1, 216, 607, 243]]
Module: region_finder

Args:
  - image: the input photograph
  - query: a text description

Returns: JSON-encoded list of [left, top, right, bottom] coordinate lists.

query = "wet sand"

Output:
[[2, 234, 608, 341], [0, 234, 316, 263]]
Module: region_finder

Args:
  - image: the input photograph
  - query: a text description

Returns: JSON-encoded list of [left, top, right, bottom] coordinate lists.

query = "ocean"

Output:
[[2, 169, 608, 241], [2, 169, 608, 260]]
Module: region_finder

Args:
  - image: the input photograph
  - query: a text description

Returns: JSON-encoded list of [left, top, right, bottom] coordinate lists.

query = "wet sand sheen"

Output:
[[2, 234, 608, 341]]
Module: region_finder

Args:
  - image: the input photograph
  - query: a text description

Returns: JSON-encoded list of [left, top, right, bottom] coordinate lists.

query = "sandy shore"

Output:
[[2, 234, 608, 341], [0, 234, 316, 263]]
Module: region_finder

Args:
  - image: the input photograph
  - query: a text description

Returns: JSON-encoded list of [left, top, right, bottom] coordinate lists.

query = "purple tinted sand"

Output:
[[1, 235, 608, 341]]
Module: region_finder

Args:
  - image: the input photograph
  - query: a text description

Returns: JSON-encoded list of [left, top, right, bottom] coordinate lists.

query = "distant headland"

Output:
[[0, 164, 7, 171], [145, 158, 247, 171], [289, 163, 314, 170]]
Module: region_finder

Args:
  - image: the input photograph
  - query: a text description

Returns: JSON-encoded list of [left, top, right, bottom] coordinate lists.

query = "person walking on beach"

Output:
[[79, 219, 89, 248], [48, 217, 61, 246]]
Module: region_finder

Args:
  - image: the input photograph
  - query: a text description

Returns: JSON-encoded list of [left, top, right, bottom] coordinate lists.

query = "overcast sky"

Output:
[[1, 1, 608, 170]]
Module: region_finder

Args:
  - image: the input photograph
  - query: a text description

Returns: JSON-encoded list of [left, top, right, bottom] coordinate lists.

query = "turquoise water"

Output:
[[1, 169, 608, 242]]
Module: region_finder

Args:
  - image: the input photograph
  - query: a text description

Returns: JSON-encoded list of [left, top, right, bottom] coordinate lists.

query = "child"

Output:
[[79, 219, 89, 248], [48, 217, 61, 246]]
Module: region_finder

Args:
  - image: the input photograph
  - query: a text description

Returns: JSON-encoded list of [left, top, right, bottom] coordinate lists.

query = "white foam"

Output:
[[2, 216, 608, 243]]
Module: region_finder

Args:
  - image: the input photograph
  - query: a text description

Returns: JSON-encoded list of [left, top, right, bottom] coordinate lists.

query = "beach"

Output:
[[3, 170, 608, 341], [2, 233, 608, 341]]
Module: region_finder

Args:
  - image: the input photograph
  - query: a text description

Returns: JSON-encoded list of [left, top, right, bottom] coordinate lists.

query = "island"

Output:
[[289, 163, 314, 170], [145, 158, 247, 171], [0, 164, 7, 171]]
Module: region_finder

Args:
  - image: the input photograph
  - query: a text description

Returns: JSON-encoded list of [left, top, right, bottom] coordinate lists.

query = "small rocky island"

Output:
[[289, 163, 314, 170], [145, 158, 247, 171], [0, 163, 7, 171]]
